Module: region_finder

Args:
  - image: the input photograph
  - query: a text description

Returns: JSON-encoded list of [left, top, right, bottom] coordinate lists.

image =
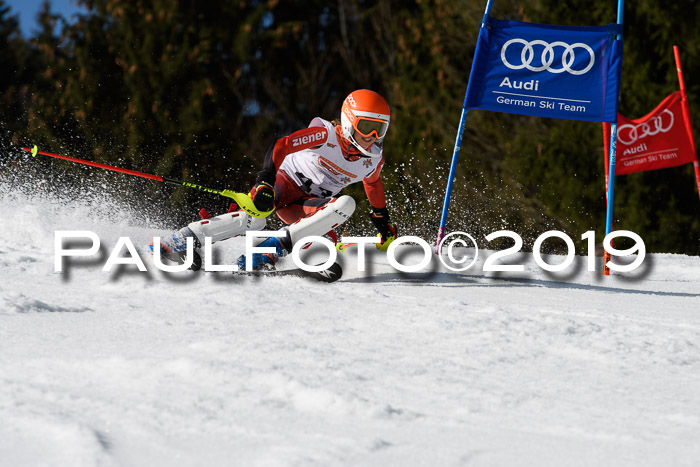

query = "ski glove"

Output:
[[250, 181, 276, 212], [369, 206, 397, 251]]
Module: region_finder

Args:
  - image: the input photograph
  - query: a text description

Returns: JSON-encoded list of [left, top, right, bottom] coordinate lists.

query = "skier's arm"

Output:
[[363, 158, 397, 248], [251, 125, 330, 211], [255, 138, 287, 186], [362, 155, 386, 208]]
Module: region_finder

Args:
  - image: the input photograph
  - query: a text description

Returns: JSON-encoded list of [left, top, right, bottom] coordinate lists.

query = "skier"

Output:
[[153, 89, 398, 270]]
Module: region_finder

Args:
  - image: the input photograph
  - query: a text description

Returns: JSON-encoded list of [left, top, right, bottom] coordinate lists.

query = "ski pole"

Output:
[[21, 145, 273, 218]]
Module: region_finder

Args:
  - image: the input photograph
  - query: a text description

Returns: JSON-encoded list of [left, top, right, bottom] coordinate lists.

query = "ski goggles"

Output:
[[354, 117, 389, 139]]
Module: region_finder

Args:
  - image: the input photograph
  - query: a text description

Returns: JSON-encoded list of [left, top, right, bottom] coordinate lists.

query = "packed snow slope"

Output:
[[1, 183, 699, 467]]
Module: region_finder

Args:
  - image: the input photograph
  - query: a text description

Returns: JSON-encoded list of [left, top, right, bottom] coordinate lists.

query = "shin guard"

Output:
[[187, 210, 267, 244], [286, 195, 356, 245]]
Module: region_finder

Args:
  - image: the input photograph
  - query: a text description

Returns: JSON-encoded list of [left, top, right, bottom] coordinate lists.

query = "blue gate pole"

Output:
[[435, 0, 495, 254], [436, 107, 469, 253], [603, 0, 624, 274]]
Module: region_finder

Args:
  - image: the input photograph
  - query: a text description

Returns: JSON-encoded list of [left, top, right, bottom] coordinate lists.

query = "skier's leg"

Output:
[[187, 210, 267, 244], [285, 195, 356, 244], [153, 211, 266, 268], [238, 195, 356, 270]]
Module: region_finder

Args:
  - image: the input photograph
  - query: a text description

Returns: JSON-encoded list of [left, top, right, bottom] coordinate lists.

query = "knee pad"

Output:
[[286, 195, 356, 245]]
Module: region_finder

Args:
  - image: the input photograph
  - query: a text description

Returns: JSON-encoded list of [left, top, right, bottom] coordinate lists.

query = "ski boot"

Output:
[[150, 227, 202, 270], [236, 236, 288, 271]]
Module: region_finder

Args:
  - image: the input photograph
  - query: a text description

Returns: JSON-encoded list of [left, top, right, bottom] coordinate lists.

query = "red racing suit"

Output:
[[256, 117, 387, 225]]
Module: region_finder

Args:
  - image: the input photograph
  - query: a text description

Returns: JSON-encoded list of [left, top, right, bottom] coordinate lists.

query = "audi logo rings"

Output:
[[501, 39, 596, 75], [617, 110, 675, 145]]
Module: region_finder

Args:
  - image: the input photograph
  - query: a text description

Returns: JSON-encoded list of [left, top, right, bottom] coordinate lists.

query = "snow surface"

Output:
[[1, 183, 700, 467]]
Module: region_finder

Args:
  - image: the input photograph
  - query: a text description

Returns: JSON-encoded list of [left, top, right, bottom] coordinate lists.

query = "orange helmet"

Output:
[[340, 89, 390, 158]]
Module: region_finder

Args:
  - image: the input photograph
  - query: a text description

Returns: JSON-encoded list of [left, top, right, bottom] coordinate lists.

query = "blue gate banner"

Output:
[[464, 18, 623, 123]]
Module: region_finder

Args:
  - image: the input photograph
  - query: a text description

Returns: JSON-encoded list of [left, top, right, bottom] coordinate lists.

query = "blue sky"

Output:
[[5, 0, 84, 37]]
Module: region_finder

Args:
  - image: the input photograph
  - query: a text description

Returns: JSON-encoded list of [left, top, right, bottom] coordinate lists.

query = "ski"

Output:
[[157, 248, 341, 282], [235, 262, 342, 283]]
